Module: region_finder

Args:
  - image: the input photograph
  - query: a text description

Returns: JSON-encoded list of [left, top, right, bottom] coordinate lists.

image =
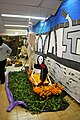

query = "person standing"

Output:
[[0, 36, 12, 84]]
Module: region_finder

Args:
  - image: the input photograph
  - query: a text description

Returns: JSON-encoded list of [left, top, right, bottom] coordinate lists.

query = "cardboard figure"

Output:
[[28, 55, 52, 86], [27, 32, 36, 70], [31, 55, 52, 86], [36, 55, 48, 82]]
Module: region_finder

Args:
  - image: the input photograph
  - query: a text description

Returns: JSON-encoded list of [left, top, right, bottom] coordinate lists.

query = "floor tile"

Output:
[[27, 112, 38, 119], [29, 117, 40, 120], [7, 114, 18, 120], [17, 116, 28, 120], [59, 114, 73, 120], [38, 112, 49, 120]]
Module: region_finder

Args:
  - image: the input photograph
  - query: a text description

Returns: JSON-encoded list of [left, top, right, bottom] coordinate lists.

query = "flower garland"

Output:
[[33, 83, 64, 98], [28, 70, 64, 98]]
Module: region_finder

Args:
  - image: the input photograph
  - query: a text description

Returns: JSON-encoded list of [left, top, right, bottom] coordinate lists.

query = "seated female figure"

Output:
[[30, 56, 51, 86]]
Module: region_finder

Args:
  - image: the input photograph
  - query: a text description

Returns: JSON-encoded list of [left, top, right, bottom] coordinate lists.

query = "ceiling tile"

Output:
[[0, 0, 43, 6], [40, 0, 62, 9]]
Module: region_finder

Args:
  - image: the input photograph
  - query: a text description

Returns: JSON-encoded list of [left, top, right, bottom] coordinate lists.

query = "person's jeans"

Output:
[[0, 59, 6, 84]]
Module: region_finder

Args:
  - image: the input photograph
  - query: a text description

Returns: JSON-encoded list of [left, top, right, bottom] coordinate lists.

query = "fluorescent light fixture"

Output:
[[6, 29, 27, 31], [1, 14, 45, 20], [5, 29, 28, 35], [4, 24, 29, 27]]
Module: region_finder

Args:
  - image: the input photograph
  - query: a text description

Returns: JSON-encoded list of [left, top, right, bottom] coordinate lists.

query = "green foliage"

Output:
[[8, 70, 69, 114]]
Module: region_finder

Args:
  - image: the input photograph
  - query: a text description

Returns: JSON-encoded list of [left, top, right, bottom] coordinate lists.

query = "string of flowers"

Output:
[[33, 83, 64, 98]]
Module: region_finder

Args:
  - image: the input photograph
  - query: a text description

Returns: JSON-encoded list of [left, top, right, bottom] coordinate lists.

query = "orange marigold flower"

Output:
[[33, 81, 64, 98]]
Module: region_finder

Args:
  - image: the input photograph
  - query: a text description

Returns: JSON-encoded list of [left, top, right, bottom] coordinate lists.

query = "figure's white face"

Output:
[[38, 56, 43, 64]]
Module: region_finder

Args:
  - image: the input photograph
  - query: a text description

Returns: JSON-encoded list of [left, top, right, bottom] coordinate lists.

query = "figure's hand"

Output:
[[31, 47, 34, 51], [35, 82, 38, 86]]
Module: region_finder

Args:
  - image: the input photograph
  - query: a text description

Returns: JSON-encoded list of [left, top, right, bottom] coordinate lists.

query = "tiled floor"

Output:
[[0, 65, 80, 120]]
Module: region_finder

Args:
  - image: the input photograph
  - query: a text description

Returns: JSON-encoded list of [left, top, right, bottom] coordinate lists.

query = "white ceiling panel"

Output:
[[0, 0, 63, 35], [3, 17, 27, 22], [0, 0, 42, 6], [0, 3, 53, 17], [3, 21, 27, 25], [40, 0, 61, 9]]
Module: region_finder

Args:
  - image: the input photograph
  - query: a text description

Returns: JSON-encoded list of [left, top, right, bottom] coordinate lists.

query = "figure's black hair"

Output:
[[0, 36, 3, 46]]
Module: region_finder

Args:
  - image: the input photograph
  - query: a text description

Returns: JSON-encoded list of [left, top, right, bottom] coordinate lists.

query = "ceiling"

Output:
[[0, 0, 63, 36]]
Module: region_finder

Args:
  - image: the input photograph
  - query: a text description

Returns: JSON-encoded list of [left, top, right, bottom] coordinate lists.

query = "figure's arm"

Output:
[[28, 40, 34, 51], [47, 75, 52, 86], [31, 70, 38, 85], [62, 10, 72, 27]]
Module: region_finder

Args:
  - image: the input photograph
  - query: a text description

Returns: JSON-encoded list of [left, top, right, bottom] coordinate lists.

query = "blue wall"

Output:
[[33, 0, 80, 34]]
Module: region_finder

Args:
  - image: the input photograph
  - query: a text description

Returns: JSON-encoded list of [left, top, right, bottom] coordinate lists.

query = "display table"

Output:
[[6, 70, 69, 113]]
